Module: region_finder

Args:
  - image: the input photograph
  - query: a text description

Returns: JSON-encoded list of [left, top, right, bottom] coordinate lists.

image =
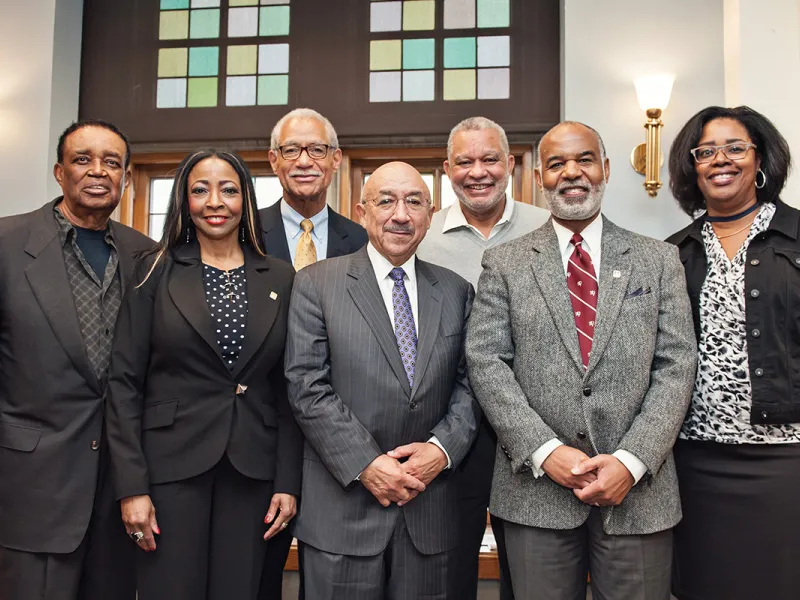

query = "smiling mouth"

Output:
[[709, 172, 739, 183], [204, 216, 230, 225], [83, 185, 110, 194], [559, 186, 589, 198], [465, 183, 494, 192]]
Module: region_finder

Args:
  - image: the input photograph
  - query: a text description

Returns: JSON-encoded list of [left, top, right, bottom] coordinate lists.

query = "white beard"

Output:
[[543, 179, 605, 220]]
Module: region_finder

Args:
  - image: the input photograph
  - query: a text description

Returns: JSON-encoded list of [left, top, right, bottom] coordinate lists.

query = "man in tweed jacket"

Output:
[[466, 122, 697, 600]]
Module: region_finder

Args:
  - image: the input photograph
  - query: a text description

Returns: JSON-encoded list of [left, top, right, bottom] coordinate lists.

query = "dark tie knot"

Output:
[[389, 267, 406, 283]]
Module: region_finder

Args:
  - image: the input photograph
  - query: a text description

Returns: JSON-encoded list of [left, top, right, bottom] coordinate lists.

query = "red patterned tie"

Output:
[[566, 233, 598, 369]]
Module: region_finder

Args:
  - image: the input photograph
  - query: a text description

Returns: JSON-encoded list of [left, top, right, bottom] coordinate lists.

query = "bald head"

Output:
[[357, 162, 433, 266], [536, 121, 607, 170]]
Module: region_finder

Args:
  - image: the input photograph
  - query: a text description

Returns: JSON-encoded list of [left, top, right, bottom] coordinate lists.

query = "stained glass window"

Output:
[[156, 0, 291, 109], [368, 0, 511, 103]]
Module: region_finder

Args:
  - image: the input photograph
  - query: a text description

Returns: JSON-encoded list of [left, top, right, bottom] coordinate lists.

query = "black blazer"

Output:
[[259, 200, 368, 263], [0, 198, 154, 554], [667, 199, 800, 425], [105, 242, 302, 502]]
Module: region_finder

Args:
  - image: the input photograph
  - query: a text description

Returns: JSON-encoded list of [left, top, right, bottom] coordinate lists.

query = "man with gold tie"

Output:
[[259, 108, 368, 272]]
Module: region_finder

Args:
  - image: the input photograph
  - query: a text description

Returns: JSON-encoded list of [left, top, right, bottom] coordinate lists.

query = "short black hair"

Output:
[[57, 119, 132, 169], [668, 106, 791, 216]]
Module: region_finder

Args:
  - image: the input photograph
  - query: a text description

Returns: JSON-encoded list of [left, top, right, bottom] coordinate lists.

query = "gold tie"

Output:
[[294, 219, 317, 271]]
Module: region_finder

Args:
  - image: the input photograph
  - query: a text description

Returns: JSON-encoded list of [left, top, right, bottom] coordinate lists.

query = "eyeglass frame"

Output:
[[362, 196, 432, 213], [275, 143, 335, 160], [689, 142, 758, 164]]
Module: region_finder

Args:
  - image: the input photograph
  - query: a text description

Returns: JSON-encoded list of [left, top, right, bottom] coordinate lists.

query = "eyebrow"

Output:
[[72, 149, 123, 158], [697, 138, 748, 146], [546, 150, 596, 163], [190, 179, 239, 185]]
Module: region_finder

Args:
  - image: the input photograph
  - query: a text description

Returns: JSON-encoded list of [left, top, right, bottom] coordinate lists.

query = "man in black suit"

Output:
[[259, 108, 367, 269], [0, 120, 154, 600], [258, 108, 367, 599]]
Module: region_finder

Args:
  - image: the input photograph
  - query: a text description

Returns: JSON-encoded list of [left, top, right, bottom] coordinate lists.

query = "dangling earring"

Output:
[[185, 225, 191, 243], [755, 168, 767, 189], [240, 224, 245, 243]]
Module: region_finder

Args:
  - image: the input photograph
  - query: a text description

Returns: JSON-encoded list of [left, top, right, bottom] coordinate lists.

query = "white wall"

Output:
[[0, 0, 82, 217], [562, 0, 726, 240]]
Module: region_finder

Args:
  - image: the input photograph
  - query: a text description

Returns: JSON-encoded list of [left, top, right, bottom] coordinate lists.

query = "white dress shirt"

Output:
[[366, 243, 451, 468], [281, 200, 329, 264], [530, 216, 647, 485], [442, 194, 515, 240]]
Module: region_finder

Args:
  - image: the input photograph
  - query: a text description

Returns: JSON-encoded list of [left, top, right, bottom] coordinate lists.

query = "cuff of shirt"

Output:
[[613, 449, 647, 485], [428, 436, 452, 469], [531, 438, 564, 478]]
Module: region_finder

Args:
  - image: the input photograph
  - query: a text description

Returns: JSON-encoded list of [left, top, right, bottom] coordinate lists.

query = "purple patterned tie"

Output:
[[390, 267, 417, 387]]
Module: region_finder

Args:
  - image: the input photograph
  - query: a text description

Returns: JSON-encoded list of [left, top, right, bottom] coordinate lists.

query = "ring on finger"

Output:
[[129, 531, 145, 543], [280, 522, 288, 529]]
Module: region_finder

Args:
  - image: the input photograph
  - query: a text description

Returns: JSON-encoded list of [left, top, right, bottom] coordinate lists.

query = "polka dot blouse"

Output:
[[202, 264, 248, 369]]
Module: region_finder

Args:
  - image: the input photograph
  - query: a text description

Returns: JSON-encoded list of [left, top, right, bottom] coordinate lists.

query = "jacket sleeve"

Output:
[[284, 269, 382, 489], [616, 245, 697, 474], [466, 250, 561, 474], [429, 283, 481, 470], [105, 255, 163, 500]]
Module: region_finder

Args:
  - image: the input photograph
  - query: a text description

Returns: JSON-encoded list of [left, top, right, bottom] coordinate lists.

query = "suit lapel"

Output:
[[587, 218, 631, 373], [326, 210, 351, 259], [112, 223, 135, 296], [231, 249, 279, 378], [410, 261, 442, 399], [24, 203, 100, 393], [347, 248, 412, 396], [530, 223, 585, 373], [168, 243, 225, 365], [261, 202, 292, 263]]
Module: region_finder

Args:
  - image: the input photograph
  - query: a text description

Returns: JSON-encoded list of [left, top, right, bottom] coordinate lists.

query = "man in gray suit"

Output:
[[466, 122, 697, 600], [286, 161, 480, 599]]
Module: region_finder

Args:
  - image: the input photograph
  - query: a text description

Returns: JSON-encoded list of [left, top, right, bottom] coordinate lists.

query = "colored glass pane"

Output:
[[443, 0, 475, 29], [161, 0, 189, 9], [257, 75, 289, 105], [443, 69, 476, 100], [477, 0, 509, 28], [229, 0, 258, 5], [190, 9, 220, 39], [258, 43, 290, 74], [370, 40, 401, 71], [191, 0, 220, 7], [227, 45, 258, 75], [403, 70, 434, 101], [402, 0, 435, 31], [371, 1, 402, 32], [402, 38, 434, 70], [159, 10, 189, 40], [370, 71, 401, 102], [478, 67, 509, 99], [259, 6, 290, 36], [187, 77, 218, 107], [226, 76, 257, 106], [261, 0, 290, 4], [444, 37, 476, 69], [158, 48, 188, 78], [189, 46, 219, 77], [157, 78, 187, 108], [477, 35, 509, 67], [228, 7, 259, 37]]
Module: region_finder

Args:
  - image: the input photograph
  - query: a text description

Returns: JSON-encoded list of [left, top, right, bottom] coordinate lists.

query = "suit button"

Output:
[[752, 329, 761, 338], [582, 388, 591, 397], [761, 410, 769, 419], [90, 440, 99, 451], [750, 289, 760, 298], [750, 259, 760, 266], [409, 401, 418, 410], [523, 458, 532, 467], [577, 431, 587, 440], [796, 258, 800, 265], [754, 368, 764, 377]]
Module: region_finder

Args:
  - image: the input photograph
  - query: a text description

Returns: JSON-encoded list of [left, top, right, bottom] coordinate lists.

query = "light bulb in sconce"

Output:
[[631, 74, 675, 197]]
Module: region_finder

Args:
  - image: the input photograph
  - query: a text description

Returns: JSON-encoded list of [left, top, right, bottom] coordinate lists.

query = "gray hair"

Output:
[[270, 108, 339, 150], [447, 116, 510, 160], [535, 121, 607, 170]]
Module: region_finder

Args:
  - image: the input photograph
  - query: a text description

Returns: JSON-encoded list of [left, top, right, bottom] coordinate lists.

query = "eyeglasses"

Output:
[[276, 144, 332, 160], [365, 197, 431, 213], [690, 142, 757, 164]]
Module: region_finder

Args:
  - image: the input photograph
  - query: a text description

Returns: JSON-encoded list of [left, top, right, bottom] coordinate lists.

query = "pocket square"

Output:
[[624, 286, 651, 299]]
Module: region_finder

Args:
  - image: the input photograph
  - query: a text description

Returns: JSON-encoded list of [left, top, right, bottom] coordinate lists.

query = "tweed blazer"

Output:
[[466, 217, 697, 535], [285, 246, 480, 556]]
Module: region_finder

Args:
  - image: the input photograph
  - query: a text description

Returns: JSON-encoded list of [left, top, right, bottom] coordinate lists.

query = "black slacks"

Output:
[[0, 454, 135, 600], [136, 456, 275, 600], [449, 418, 514, 600], [257, 524, 294, 600]]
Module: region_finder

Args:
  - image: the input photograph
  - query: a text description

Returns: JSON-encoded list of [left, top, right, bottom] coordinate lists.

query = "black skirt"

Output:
[[672, 438, 800, 600]]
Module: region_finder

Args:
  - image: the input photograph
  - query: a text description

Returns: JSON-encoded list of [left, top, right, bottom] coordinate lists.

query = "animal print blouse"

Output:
[[680, 202, 800, 444]]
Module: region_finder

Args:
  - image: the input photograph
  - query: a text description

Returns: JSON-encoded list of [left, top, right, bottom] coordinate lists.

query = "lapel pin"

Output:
[[612, 270, 621, 279], [236, 383, 248, 395], [270, 291, 278, 300]]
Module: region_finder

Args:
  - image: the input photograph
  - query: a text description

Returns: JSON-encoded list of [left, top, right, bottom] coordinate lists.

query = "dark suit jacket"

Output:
[[285, 247, 480, 556], [105, 242, 302, 502], [0, 198, 153, 554], [259, 200, 368, 263]]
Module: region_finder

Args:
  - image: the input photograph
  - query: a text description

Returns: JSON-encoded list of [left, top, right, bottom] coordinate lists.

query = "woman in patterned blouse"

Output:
[[666, 106, 798, 600], [105, 149, 301, 600]]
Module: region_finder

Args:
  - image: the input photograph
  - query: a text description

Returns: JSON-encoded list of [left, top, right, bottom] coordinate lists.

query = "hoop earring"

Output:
[[756, 168, 767, 189]]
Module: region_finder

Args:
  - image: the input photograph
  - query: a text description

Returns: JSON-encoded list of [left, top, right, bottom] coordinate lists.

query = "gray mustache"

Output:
[[384, 225, 414, 234]]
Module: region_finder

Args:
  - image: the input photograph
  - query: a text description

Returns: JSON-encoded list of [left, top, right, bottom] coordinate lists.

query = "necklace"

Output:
[[714, 221, 753, 239], [705, 202, 760, 223]]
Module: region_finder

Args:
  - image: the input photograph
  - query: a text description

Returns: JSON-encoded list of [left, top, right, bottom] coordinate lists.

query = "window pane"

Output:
[[149, 213, 167, 241], [441, 173, 513, 209], [150, 178, 175, 214], [254, 176, 283, 208]]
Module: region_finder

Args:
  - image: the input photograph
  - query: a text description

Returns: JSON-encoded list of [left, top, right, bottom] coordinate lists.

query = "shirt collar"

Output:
[[53, 201, 116, 247], [280, 199, 329, 240], [366, 242, 417, 284], [442, 195, 515, 234], [551, 212, 603, 256]]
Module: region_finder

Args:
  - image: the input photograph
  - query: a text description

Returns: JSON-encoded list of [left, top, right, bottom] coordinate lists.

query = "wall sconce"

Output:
[[630, 74, 674, 197]]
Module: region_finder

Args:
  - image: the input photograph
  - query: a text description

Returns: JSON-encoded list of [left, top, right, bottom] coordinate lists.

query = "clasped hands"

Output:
[[541, 445, 634, 507], [360, 442, 447, 507]]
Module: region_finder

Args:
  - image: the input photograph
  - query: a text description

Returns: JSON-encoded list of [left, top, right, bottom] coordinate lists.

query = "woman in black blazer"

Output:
[[106, 149, 301, 600]]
